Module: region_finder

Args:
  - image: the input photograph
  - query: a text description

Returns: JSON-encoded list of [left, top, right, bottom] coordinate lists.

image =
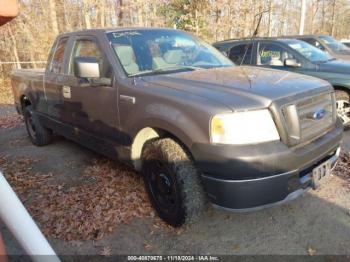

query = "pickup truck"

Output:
[[11, 28, 343, 227]]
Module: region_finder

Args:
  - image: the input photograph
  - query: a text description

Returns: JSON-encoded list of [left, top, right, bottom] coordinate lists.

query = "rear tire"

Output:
[[24, 105, 52, 146], [335, 90, 350, 128], [141, 138, 207, 227]]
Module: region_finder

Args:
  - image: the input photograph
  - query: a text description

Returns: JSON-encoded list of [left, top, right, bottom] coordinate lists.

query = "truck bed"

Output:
[[11, 68, 45, 80], [11, 68, 46, 113]]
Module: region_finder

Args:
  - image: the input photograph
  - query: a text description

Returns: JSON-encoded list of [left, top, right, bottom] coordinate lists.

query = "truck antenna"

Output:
[[240, 9, 270, 66]]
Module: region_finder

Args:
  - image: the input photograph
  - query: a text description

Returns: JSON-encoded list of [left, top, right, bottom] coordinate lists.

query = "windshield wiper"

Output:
[[129, 65, 204, 77]]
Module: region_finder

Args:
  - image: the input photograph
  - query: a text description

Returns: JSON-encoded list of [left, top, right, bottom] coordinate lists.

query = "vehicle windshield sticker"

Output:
[[260, 50, 280, 58], [111, 31, 142, 38]]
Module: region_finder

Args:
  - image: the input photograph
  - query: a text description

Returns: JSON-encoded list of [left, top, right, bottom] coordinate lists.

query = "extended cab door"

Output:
[[44, 37, 70, 119], [63, 36, 121, 144]]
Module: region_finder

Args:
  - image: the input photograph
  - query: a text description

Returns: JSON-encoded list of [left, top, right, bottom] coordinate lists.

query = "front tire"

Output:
[[24, 105, 52, 146], [141, 138, 207, 227], [335, 90, 350, 128]]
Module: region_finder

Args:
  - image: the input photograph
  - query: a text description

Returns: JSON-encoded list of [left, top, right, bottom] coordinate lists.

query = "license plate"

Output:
[[312, 160, 332, 189]]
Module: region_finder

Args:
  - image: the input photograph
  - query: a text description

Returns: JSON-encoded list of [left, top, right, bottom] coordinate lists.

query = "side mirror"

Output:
[[284, 58, 301, 68], [74, 56, 100, 78]]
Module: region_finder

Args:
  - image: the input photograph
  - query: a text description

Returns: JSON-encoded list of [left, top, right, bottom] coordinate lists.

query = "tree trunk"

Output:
[[195, 9, 199, 36], [331, 0, 336, 36], [83, 0, 91, 29], [299, 0, 306, 34], [310, 0, 319, 34], [48, 0, 59, 35], [268, 0, 273, 36], [137, 1, 143, 26], [321, 0, 326, 33], [8, 27, 21, 69], [100, 1, 105, 27], [118, 0, 124, 26], [62, 0, 71, 31]]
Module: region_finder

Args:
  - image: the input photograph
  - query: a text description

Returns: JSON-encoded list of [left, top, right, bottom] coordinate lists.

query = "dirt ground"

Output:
[[1, 104, 350, 257]]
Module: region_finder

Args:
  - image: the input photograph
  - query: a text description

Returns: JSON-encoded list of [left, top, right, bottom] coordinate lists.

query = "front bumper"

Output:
[[191, 120, 343, 210]]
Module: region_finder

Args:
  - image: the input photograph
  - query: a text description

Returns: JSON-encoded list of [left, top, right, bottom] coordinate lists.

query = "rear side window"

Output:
[[300, 38, 325, 51], [69, 39, 111, 78], [229, 44, 253, 65], [50, 38, 68, 74]]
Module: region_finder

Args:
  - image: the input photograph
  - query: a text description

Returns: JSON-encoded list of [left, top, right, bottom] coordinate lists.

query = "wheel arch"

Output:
[[131, 124, 197, 171], [20, 94, 32, 110], [333, 85, 350, 94]]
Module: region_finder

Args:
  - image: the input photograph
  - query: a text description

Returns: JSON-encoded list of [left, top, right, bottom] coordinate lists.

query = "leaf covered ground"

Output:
[[0, 82, 14, 105], [0, 114, 23, 129], [333, 151, 350, 187], [0, 155, 156, 241]]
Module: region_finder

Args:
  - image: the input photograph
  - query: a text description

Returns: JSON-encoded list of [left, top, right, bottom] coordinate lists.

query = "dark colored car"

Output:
[[213, 37, 350, 127], [11, 29, 342, 226], [284, 35, 350, 61]]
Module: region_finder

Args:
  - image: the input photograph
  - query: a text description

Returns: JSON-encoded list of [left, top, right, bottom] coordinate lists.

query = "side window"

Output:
[[258, 43, 296, 67], [69, 39, 111, 78], [50, 38, 68, 74], [229, 44, 253, 65], [302, 38, 325, 51]]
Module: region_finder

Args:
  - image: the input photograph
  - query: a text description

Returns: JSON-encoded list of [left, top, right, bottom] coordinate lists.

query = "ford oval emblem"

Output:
[[313, 109, 326, 120]]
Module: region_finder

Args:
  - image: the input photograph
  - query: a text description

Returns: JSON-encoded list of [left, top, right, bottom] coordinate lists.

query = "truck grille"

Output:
[[281, 92, 336, 146]]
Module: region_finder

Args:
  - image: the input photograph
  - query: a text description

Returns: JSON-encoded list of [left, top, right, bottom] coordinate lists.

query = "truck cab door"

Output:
[[63, 37, 121, 146], [44, 37, 70, 119]]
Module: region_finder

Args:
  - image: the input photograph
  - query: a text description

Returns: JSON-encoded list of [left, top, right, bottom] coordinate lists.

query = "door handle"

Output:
[[62, 86, 71, 99], [120, 95, 136, 104]]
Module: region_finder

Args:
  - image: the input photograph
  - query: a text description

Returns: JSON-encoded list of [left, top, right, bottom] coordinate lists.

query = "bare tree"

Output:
[[48, 0, 59, 35], [299, 0, 306, 34], [331, 0, 336, 36]]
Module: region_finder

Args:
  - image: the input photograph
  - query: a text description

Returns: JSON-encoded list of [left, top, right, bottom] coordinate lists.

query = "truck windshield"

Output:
[[287, 40, 333, 63], [319, 36, 350, 52], [107, 29, 233, 76]]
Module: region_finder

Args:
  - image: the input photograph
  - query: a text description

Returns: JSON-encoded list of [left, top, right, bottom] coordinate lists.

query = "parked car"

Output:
[[213, 38, 350, 127], [341, 39, 350, 48], [283, 35, 350, 61], [11, 28, 342, 226]]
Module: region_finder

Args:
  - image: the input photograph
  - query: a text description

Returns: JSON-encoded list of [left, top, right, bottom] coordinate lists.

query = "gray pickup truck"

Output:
[[11, 28, 342, 227]]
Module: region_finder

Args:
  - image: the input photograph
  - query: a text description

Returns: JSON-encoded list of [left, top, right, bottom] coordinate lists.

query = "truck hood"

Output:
[[318, 59, 350, 74], [143, 66, 331, 111]]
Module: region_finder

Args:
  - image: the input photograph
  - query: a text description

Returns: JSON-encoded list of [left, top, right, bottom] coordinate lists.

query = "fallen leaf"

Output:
[[100, 246, 112, 256], [307, 247, 316, 256], [144, 243, 153, 251], [232, 244, 240, 252]]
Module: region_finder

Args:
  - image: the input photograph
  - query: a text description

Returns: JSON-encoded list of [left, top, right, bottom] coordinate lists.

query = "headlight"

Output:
[[210, 109, 280, 145]]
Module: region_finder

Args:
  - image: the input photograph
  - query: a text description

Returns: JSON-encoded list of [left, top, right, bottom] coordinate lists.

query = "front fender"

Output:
[[130, 103, 210, 149]]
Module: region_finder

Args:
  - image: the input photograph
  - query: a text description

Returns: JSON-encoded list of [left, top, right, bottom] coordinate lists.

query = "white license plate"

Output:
[[312, 160, 332, 189]]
